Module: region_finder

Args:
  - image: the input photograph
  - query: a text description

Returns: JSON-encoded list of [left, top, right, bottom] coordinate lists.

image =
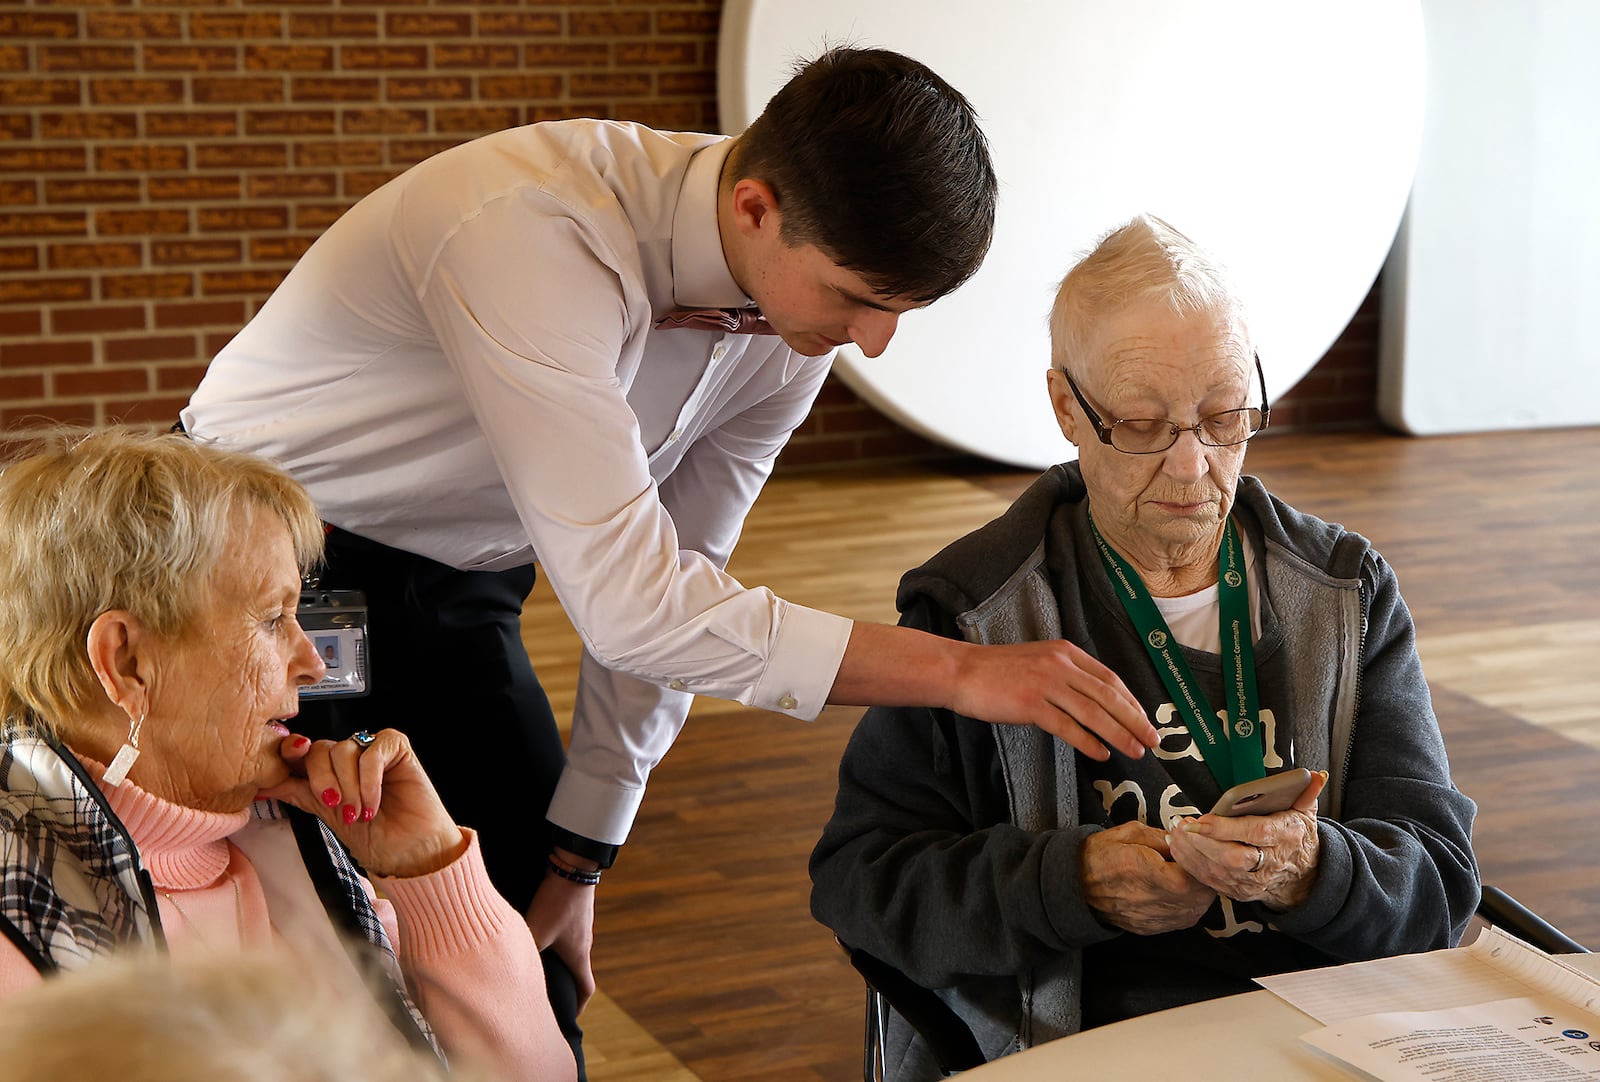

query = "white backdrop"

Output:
[[720, 1, 1426, 468]]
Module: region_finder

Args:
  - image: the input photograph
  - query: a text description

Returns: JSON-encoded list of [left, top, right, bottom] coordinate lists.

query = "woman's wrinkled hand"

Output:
[[1082, 820, 1217, 935], [259, 729, 467, 879], [1167, 770, 1327, 910]]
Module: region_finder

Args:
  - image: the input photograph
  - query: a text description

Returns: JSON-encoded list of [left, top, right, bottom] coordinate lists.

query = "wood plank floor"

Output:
[[521, 425, 1600, 1081]]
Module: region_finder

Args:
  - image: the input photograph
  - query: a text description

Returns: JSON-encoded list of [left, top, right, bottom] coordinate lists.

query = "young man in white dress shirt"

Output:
[[182, 47, 1157, 1072]]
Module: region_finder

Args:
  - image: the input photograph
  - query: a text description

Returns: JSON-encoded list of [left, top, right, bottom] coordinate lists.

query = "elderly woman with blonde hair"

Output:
[[0, 430, 574, 1081]]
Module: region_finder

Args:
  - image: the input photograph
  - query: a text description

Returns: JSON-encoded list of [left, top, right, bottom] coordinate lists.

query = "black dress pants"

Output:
[[297, 526, 587, 1079]]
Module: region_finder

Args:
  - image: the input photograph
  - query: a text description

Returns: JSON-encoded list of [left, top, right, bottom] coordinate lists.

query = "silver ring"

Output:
[[1248, 844, 1265, 873], [350, 730, 376, 749]]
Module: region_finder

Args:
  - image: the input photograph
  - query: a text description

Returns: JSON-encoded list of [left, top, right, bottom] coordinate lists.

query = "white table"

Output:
[[961, 952, 1600, 1080]]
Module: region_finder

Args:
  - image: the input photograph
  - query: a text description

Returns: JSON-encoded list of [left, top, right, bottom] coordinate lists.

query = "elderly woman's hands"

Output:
[[1081, 821, 1216, 934], [259, 729, 468, 879], [1166, 770, 1327, 911]]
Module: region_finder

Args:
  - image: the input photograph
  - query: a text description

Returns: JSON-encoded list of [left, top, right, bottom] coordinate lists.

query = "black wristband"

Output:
[[547, 823, 619, 870], [546, 857, 601, 886]]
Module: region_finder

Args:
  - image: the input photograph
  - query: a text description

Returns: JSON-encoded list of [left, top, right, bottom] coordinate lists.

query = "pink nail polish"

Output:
[[360, 807, 375, 823], [342, 804, 357, 825], [321, 788, 340, 806]]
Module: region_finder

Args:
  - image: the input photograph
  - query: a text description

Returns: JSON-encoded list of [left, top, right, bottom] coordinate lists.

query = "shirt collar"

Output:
[[668, 138, 752, 309]]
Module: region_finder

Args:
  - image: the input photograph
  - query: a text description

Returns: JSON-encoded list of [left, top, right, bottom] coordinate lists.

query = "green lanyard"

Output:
[[1088, 513, 1264, 790]]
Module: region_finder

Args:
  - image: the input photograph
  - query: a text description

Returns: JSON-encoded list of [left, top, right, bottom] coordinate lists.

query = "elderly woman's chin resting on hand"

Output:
[[0, 429, 575, 1082]]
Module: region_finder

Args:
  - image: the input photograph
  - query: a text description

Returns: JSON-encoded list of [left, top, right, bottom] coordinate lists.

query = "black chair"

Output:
[[842, 886, 1589, 1081]]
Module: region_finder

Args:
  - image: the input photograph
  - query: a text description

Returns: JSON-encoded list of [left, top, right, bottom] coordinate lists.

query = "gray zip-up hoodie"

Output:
[[810, 464, 1479, 1080]]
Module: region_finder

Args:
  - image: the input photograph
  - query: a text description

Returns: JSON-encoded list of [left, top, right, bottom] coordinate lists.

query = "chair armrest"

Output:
[[840, 941, 986, 1074], [1477, 884, 1590, 954]]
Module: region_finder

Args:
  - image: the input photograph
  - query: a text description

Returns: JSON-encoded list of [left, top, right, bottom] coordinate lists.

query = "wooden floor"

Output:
[[520, 425, 1600, 1082]]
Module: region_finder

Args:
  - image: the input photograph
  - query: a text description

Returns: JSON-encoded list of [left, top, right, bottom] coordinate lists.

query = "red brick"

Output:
[[152, 239, 242, 266], [0, 373, 46, 400], [657, 10, 719, 34], [189, 12, 283, 40], [529, 104, 605, 123], [659, 71, 715, 96], [96, 144, 188, 173], [389, 139, 457, 166], [0, 211, 86, 237], [0, 12, 81, 39], [106, 335, 200, 364], [146, 111, 240, 139], [197, 206, 289, 232], [96, 208, 190, 236], [341, 171, 401, 199], [294, 141, 383, 168], [291, 77, 381, 103], [245, 45, 335, 73], [386, 12, 472, 37], [340, 44, 429, 70], [102, 273, 194, 301], [288, 12, 379, 38], [194, 143, 288, 170], [618, 42, 699, 67], [246, 173, 335, 199], [89, 78, 185, 107], [154, 362, 210, 391], [0, 277, 91, 305], [144, 45, 242, 74], [0, 115, 32, 140], [48, 242, 143, 270], [44, 177, 141, 204], [0, 340, 93, 368], [200, 269, 285, 295], [154, 300, 247, 329], [573, 73, 653, 98], [523, 43, 610, 67], [193, 77, 285, 106], [38, 111, 136, 141], [1, 403, 98, 429], [147, 176, 241, 202], [482, 75, 564, 101], [105, 396, 194, 426], [40, 45, 137, 73], [85, 12, 182, 39], [204, 330, 237, 354], [572, 11, 652, 36], [385, 76, 472, 102], [435, 105, 519, 134], [0, 46, 27, 75], [435, 43, 519, 69], [246, 110, 337, 137], [0, 310, 42, 336], [295, 204, 349, 231], [340, 108, 428, 135], [54, 368, 151, 397], [478, 11, 561, 36], [0, 180, 35, 206], [0, 78, 81, 107], [0, 247, 39, 272], [626, 102, 708, 130], [0, 146, 87, 172], [248, 236, 313, 262], [50, 305, 147, 335]]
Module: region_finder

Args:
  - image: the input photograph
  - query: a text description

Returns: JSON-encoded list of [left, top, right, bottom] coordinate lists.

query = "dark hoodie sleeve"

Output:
[[808, 596, 1117, 989], [1269, 549, 1481, 956]]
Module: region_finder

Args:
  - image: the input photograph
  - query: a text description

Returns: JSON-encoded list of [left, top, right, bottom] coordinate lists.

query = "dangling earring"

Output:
[[101, 712, 143, 787]]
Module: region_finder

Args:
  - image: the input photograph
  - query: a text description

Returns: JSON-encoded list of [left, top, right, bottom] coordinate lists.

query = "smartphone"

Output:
[[1209, 768, 1312, 817]]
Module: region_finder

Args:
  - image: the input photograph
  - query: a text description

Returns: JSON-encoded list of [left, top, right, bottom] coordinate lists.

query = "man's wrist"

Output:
[[547, 824, 619, 870]]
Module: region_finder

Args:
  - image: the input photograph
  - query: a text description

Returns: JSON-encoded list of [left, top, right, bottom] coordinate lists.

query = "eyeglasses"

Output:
[[1059, 353, 1271, 455]]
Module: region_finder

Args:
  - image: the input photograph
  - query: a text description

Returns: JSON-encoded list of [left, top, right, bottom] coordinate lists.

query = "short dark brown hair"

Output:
[[731, 46, 998, 303]]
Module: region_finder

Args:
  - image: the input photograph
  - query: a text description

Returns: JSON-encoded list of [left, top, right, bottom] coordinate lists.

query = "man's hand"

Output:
[[1081, 821, 1216, 935], [830, 623, 1157, 761], [525, 851, 598, 1012]]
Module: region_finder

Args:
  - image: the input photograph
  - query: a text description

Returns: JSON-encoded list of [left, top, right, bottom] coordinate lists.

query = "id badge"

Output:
[[297, 589, 371, 699]]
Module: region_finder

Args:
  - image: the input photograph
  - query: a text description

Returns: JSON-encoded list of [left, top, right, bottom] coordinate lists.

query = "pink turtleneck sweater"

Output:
[[0, 757, 575, 1082]]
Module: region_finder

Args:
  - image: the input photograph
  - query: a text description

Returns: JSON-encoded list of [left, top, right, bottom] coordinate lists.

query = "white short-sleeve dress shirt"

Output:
[[183, 119, 855, 847]]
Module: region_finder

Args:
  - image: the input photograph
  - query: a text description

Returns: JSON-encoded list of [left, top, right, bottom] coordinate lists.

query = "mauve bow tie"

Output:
[[654, 307, 779, 335]]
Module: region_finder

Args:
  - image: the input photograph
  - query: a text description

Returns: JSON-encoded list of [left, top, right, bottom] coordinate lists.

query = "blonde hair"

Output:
[[1049, 213, 1247, 374], [0, 428, 323, 733], [0, 947, 459, 1082]]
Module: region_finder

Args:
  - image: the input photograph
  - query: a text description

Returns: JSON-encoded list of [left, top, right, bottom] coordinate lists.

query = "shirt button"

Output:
[[668, 429, 683, 443], [778, 693, 798, 711], [712, 345, 727, 361], [668, 679, 686, 692]]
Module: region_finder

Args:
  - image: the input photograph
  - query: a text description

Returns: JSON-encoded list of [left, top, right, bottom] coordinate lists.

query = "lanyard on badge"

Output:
[[1088, 513, 1264, 790]]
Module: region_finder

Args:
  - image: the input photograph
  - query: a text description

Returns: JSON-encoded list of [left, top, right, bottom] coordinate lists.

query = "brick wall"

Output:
[[0, 0, 1378, 469]]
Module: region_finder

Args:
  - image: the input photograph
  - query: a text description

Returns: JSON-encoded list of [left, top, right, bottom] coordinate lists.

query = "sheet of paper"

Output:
[[1302, 995, 1600, 1081], [1257, 926, 1600, 1025]]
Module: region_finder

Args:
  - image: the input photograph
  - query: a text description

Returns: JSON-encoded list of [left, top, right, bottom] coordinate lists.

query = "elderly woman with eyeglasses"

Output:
[[0, 430, 574, 1082], [809, 215, 1480, 1080]]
